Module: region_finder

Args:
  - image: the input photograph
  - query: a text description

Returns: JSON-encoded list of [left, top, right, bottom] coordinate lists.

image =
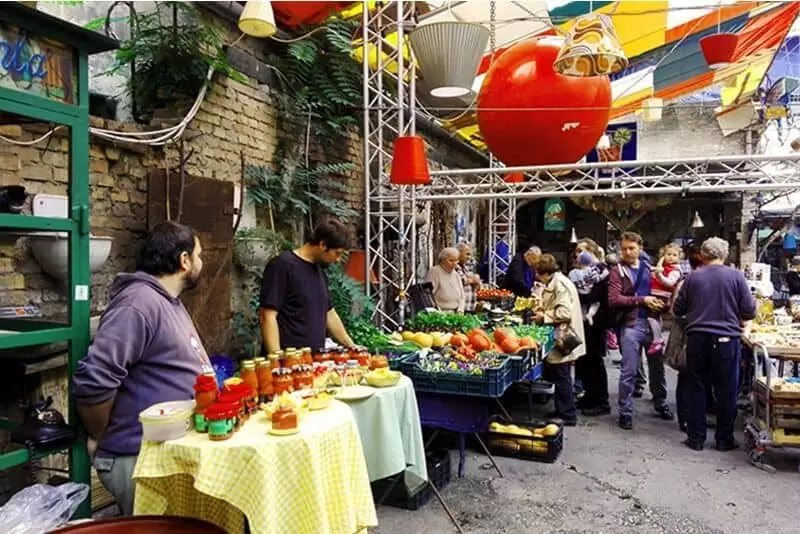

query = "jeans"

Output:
[[543, 361, 576, 419], [686, 333, 740, 445], [94, 454, 138, 516], [575, 322, 609, 407], [619, 319, 667, 418]]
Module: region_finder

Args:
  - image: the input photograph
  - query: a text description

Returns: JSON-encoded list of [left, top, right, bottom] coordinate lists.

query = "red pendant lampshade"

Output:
[[390, 136, 430, 185], [699, 33, 739, 69], [343, 250, 377, 285], [504, 172, 524, 183]]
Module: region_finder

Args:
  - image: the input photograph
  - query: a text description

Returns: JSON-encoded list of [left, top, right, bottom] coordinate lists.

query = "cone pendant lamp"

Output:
[[555, 13, 627, 77], [410, 22, 490, 98], [699, 33, 739, 69], [239, 0, 277, 38], [691, 211, 704, 228], [390, 136, 430, 185]]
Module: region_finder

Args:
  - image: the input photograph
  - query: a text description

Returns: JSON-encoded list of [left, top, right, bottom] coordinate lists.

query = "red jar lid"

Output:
[[194, 375, 217, 393], [217, 393, 241, 406], [205, 403, 232, 420]]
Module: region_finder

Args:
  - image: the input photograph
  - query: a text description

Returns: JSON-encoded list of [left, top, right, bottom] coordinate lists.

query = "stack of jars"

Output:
[[193, 373, 218, 433]]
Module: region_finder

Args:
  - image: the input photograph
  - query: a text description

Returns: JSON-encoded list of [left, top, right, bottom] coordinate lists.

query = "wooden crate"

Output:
[[754, 378, 800, 400]]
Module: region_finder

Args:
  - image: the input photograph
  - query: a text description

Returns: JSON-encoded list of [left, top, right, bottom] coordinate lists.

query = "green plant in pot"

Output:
[[233, 227, 287, 275]]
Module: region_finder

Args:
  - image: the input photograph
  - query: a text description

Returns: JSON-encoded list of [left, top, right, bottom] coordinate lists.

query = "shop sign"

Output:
[[543, 198, 566, 231], [0, 22, 77, 105], [586, 121, 638, 177]]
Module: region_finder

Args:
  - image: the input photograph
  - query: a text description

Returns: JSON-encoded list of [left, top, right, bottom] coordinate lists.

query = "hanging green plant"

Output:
[[101, 1, 246, 121]]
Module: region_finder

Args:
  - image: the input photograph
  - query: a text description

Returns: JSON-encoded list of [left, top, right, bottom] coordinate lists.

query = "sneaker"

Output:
[[647, 341, 664, 356], [582, 405, 611, 417], [633, 388, 644, 398], [683, 438, 704, 451], [561, 417, 578, 427], [618, 415, 633, 430], [679, 421, 687, 433], [715, 440, 740, 452], [655, 405, 674, 421]]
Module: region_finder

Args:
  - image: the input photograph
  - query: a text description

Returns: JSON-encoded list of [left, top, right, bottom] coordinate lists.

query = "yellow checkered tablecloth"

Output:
[[133, 400, 378, 534]]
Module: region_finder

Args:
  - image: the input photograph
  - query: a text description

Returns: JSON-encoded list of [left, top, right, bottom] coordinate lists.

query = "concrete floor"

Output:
[[374, 359, 800, 534]]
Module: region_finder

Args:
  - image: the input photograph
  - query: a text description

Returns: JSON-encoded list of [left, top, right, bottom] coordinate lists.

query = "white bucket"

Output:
[[139, 400, 195, 442]]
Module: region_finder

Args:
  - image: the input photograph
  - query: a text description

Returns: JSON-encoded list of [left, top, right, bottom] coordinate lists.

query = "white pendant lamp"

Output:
[[642, 97, 663, 122], [691, 211, 704, 229], [238, 0, 277, 38], [409, 22, 490, 98], [570, 227, 578, 243]]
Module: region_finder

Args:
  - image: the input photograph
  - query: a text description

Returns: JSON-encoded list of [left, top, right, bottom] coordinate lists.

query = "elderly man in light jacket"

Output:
[[533, 253, 585, 426]]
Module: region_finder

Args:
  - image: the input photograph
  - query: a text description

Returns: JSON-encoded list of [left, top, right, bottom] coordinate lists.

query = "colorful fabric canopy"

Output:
[[343, 1, 799, 152]]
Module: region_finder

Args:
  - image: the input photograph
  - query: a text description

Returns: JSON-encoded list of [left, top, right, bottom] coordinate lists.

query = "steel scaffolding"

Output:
[[363, 0, 417, 329], [362, 2, 800, 327]]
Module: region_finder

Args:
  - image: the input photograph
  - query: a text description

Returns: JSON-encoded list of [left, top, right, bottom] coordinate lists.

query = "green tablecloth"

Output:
[[344, 376, 428, 489]]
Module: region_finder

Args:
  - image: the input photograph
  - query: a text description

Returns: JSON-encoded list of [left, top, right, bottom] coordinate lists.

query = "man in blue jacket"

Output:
[[673, 237, 756, 452], [501, 246, 541, 297]]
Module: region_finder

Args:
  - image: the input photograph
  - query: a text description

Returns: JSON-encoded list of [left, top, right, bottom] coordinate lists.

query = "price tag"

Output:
[[75, 285, 89, 301]]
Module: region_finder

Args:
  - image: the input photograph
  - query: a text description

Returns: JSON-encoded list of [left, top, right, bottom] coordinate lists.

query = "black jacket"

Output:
[[501, 252, 533, 297], [788, 271, 800, 296]]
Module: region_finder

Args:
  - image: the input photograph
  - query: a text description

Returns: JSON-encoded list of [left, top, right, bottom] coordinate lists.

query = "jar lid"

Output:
[[217, 393, 241, 405], [204, 403, 232, 420], [286, 347, 297, 353], [242, 362, 256, 369], [257, 361, 272, 368], [301, 347, 312, 352], [195, 374, 217, 392], [346, 360, 360, 368], [291, 365, 302, 372]]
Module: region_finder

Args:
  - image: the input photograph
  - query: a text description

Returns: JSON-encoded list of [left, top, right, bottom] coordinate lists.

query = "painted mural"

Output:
[[0, 22, 77, 105]]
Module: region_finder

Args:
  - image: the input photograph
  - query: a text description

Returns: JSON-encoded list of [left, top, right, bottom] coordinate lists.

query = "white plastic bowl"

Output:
[[139, 400, 195, 442]]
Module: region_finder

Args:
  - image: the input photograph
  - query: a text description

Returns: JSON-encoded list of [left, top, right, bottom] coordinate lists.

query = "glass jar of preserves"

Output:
[[300, 347, 313, 365], [253, 357, 267, 368], [240, 361, 258, 399], [293, 365, 314, 391], [356, 349, 371, 368], [257, 361, 273, 402], [285, 350, 301, 369], [268, 353, 281, 369], [206, 403, 233, 441], [272, 368, 294, 396], [193, 406, 209, 433], [193, 373, 218, 410], [332, 349, 348, 365], [314, 348, 330, 363], [218, 393, 243, 429]]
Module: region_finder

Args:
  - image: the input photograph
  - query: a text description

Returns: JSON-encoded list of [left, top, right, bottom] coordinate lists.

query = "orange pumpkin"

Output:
[[469, 333, 491, 352], [519, 336, 536, 348], [493, 328, 516, 345], [450, 333, 469, 347], [500, 338, 521, 355]]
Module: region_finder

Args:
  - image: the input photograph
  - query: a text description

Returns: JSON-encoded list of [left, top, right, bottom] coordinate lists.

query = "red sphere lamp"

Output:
[[476, 36, 612, 167]]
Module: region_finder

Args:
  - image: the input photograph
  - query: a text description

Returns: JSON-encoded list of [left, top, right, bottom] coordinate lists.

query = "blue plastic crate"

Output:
[[402, 354, 513, 398], [508, 350, 532, 382], [384, 350, 416, 370]]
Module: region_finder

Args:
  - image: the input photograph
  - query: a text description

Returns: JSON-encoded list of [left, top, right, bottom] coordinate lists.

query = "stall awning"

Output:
[[345, 1, 799, 153]]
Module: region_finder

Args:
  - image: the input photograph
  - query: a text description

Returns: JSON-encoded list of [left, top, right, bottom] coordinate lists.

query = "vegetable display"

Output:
[[415, 347, 506, 376], [350, 318, 418, 353], [404, 311, 482, 333], [509, 324, 553, 344], [476, 288, 513, 299]]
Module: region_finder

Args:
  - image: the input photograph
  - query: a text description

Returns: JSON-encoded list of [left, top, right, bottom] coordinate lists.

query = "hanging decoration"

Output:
[[554, 13, 628, 77], [585, 122, 637, 175], [571, 195, 672, 232], [410, 22, 490, 98], [642, 97, 663, 123], [476, 36, 612, 167], [699, 7, 739, 70], [504, 172, 524, 183], [543, 199, 566, 232], [390, 136, 430, 186], [238, 0, 277, 38]]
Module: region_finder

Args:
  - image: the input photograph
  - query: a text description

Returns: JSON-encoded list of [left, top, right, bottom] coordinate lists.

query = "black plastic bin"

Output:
[[371, 449, 452, 510]]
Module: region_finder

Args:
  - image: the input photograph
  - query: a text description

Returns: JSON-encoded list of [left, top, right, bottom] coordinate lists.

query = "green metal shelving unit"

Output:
[[0, 4, 117, 519]]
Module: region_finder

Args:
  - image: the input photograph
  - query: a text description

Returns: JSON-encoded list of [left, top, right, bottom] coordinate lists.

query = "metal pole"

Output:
[[362, 0, 371, 302], [397, 0, 407, 325]]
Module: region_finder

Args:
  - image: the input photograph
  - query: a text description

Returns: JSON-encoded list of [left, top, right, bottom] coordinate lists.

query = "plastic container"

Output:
[[486, 415, 563, 463], [139, 400, 195, 442], [50, 515, 226, 533], [401, 354, 513, 398], [371, 449, 451, 510]]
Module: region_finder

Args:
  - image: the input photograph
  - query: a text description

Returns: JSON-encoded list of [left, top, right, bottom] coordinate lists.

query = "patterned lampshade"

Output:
[[410, 22, 490, 98], [554, 13, 628, 77]]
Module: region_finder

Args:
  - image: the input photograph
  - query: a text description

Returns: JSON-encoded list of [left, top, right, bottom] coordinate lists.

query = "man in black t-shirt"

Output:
[[259, 219, 356, 352]]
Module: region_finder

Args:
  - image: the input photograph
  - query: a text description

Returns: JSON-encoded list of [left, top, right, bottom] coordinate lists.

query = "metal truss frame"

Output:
[[363, 0, 417, 329], [362, 2, 800, 327]]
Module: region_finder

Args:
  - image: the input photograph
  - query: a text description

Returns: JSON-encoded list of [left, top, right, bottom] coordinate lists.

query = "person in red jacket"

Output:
[[647, 243, 683, 355]]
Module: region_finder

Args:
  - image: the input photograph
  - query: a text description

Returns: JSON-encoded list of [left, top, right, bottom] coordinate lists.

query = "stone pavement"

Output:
[[375, 359, 799, 534]]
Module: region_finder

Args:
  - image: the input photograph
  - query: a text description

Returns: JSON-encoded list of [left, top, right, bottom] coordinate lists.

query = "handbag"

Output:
[[554, 322, 583, 355], [664, 318, 688, 371]]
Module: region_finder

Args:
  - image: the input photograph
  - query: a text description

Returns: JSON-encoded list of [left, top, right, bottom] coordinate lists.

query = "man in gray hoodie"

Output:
[[73, 221, 209, 515]]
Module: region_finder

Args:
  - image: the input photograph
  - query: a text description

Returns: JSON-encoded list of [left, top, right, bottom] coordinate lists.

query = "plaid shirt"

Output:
[[456, 262, 477, 312]]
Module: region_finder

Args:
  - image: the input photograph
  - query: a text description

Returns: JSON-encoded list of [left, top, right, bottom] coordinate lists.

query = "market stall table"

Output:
[[343, 376, 427, 487], [133, 401, 377, 534]]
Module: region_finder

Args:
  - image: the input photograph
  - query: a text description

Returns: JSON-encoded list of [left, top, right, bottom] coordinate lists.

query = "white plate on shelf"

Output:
[[335, 385, 376, 402]]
